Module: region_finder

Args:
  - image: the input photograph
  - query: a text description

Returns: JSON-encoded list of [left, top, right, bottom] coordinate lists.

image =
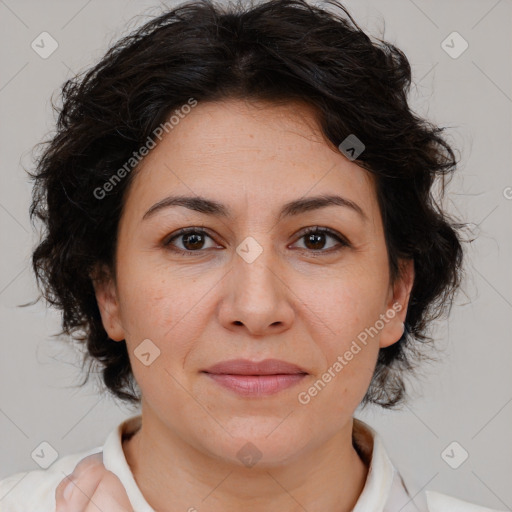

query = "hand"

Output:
[[55, 452, 133, 511]]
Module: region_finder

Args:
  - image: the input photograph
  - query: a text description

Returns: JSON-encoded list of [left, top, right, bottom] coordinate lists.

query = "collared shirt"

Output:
[[0, 415, 503, 511]]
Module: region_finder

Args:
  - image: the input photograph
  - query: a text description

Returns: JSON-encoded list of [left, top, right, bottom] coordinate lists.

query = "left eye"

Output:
[[292, 226, 349, 253], [163, 226, 349, 255]]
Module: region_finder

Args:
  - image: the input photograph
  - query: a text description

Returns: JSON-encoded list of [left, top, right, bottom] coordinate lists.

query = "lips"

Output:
[[202, 358, 308, 397], [202, 358, 308, 376]]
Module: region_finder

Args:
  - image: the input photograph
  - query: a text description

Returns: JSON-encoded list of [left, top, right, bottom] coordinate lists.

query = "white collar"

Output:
[[351, 417, 401, 511], [101, 415, 501, 511], [102, 415, 153, 511], [101, 414, 411, 512]]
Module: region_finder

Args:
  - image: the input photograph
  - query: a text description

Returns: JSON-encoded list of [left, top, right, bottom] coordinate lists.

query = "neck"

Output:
[[123, 408, 369, 512]]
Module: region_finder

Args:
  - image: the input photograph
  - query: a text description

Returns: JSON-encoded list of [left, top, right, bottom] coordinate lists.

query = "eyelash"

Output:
[[162, 226, 351, 257]]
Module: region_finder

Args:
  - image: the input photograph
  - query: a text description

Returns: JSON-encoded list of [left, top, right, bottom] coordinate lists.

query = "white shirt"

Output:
[[0, 415, 503, 512]]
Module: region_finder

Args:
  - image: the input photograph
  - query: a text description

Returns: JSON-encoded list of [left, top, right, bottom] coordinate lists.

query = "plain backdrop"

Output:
[[0, 0, 511, 510]]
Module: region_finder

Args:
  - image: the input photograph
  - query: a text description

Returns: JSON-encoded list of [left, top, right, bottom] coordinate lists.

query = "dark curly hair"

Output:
[[28, 0, 466, 409]]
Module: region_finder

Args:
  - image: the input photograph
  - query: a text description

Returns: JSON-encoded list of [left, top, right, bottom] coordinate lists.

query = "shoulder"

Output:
[[0, 447, 101, 512], [425, 490, 506, 512]]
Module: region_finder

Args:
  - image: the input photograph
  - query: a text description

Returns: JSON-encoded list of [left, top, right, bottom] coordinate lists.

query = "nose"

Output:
[[217, 238, 295, 337]]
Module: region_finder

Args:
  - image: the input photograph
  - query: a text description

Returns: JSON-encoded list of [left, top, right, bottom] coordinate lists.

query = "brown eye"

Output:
[[292, 227, 350, 253], [163, 228, 219, 255], [180, 231, 207, 250], [163, 226, 350, 257]]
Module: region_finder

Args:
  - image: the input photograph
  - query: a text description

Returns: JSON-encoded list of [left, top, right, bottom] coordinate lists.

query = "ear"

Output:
[[379, 258, 415, 349], [90, 265, 125, 342]]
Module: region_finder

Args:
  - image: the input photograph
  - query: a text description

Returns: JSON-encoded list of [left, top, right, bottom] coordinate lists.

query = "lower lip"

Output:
[[204, 373, 307, 397]]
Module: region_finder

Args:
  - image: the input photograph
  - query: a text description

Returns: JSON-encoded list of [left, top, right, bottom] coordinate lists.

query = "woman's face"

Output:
[[95, 98, 413, 466]]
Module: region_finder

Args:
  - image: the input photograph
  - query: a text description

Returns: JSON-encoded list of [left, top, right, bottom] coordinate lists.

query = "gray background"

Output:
[[0, 0, 511, 510]]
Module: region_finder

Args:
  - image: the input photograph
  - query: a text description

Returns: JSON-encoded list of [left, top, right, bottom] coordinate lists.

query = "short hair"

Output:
[[29, 0, 465, 409]]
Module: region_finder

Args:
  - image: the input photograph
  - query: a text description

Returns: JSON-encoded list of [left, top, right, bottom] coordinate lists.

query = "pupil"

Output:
[[306, 232, 324, 250], [184, 233, 204, 250]]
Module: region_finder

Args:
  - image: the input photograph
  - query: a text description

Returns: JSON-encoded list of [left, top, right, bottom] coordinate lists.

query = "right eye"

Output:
[[163, 227, 221, 256]]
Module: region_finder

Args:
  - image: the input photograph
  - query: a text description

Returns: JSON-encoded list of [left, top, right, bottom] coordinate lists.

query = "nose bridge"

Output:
[[233, 233, 282, 299]]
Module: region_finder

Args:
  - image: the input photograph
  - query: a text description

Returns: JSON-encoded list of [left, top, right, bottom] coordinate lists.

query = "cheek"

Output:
[[115, 262, 218, 375], [116, 255, 202, 333], [296, 262, 389, 343], [118, 276, 205, 406], [292, 264, 386, 397], [299, 285, 381, 417]]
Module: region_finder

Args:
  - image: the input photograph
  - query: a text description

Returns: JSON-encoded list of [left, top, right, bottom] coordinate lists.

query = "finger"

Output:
[[72, 453, 104, 475], [83, 472, 133, 512], [55, 474, 74, 508], [55, 454, 106, 511]]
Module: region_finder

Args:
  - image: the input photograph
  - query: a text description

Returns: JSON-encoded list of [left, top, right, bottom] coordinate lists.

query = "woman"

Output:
[[0, 0, 501, 510]]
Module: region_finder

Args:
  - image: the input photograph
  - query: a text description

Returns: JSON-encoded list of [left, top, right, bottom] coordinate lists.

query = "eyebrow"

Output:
[[142, 194, 367, 222]]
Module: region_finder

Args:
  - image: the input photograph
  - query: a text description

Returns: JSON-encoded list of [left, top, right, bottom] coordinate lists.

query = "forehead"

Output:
[[124, 98, 377, 222]]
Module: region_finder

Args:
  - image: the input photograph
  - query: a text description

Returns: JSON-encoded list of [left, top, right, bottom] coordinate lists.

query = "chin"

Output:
[[203, 421, 310, 468]]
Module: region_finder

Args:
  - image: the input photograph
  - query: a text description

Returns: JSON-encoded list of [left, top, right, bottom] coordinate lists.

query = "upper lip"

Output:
[[202, 358, 308, 375]]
